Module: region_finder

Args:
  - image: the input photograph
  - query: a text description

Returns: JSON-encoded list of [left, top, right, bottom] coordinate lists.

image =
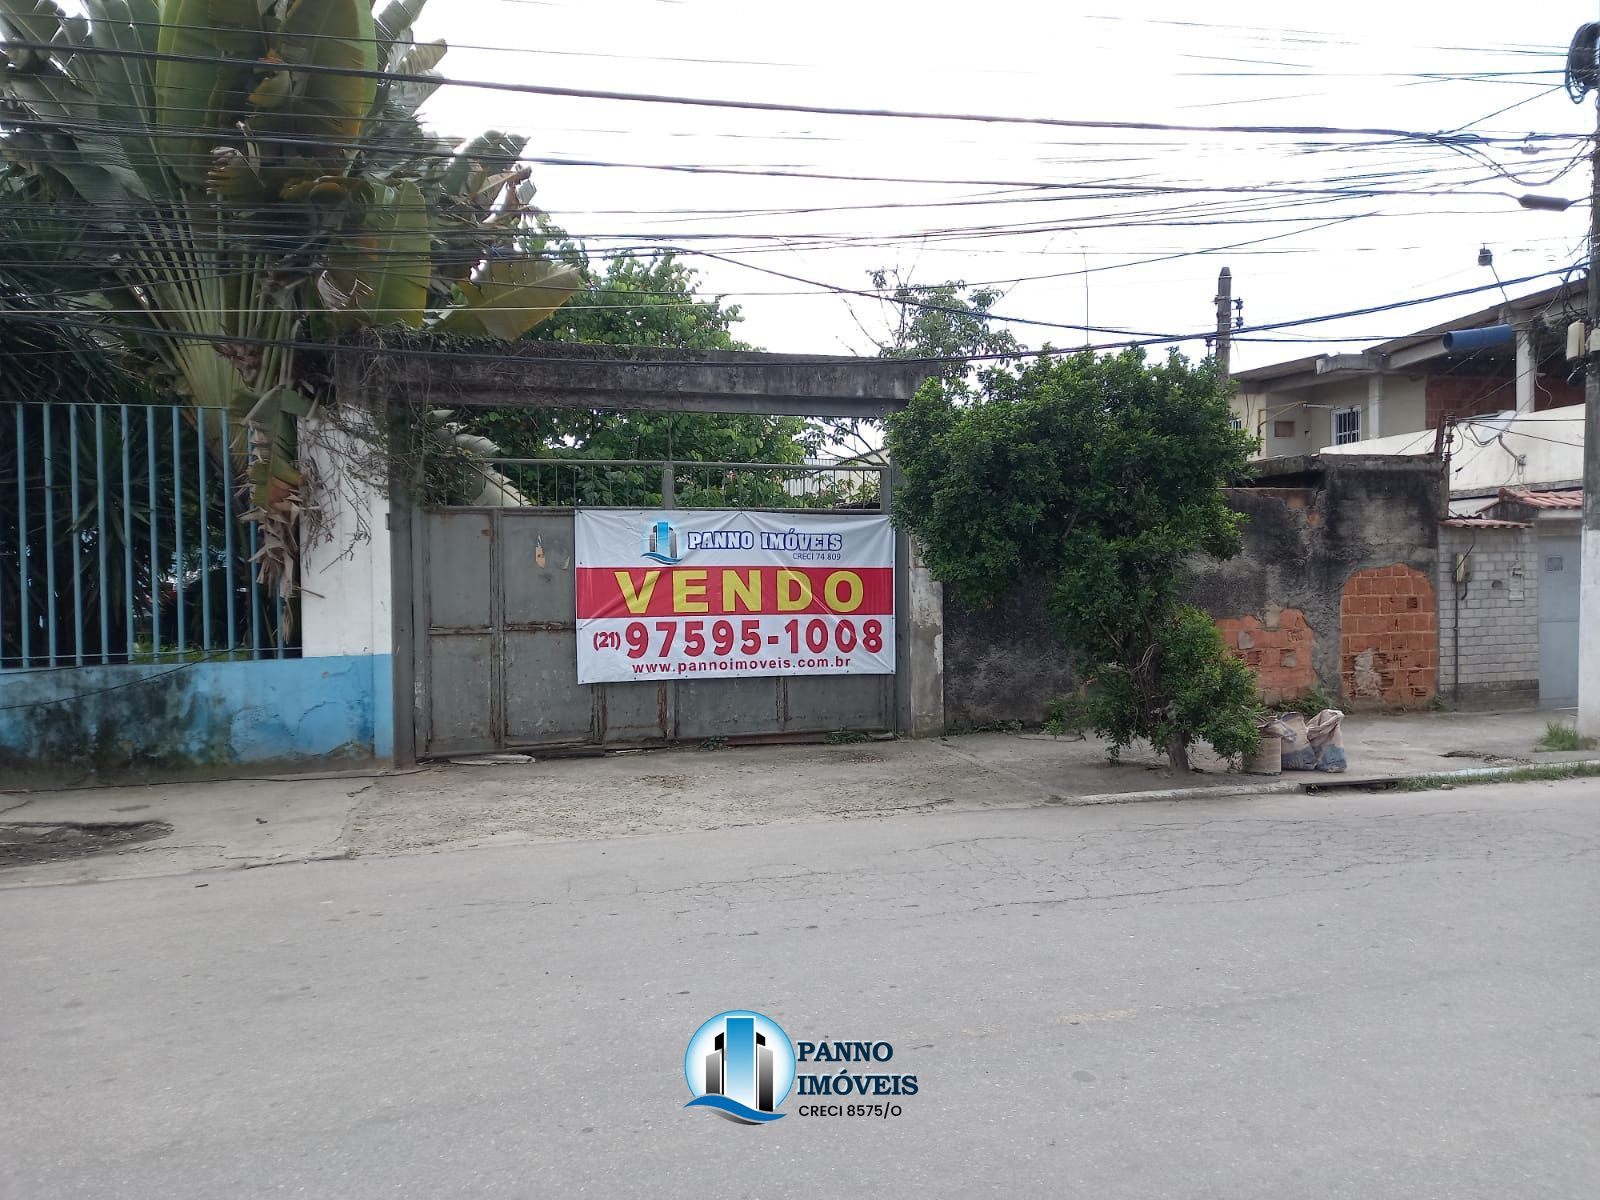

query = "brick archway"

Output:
[[1339, 565, 1437, 707]]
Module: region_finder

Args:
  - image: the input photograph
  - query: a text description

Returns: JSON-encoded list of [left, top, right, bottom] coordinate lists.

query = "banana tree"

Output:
[[0, 0, 579, 600]]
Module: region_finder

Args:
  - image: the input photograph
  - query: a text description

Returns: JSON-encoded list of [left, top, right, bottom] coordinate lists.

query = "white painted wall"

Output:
[[299, 417, 394, 658], [1322, 406, 1583, 493]]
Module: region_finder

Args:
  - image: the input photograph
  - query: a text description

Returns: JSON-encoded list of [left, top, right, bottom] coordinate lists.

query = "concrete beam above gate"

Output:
[[340, 340, 937, 419]]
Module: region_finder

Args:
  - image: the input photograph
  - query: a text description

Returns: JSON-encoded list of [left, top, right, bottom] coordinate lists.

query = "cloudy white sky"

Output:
[[414, 0, 1591, 370]]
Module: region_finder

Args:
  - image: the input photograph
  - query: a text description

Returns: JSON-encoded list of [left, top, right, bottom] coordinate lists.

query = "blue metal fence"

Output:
[[1, 401, 297, 670]]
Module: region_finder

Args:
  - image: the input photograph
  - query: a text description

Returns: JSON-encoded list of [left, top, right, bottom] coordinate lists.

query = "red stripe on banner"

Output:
[[577, 566, 895, 618]]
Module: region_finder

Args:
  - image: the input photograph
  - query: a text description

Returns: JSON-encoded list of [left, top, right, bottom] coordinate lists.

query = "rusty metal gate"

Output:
[[410, 461, 896, 758]]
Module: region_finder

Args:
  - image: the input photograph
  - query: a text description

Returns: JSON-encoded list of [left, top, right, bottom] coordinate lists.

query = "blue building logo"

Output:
[[641, 519, 682, 564], [684, 1010, 796, 1124]]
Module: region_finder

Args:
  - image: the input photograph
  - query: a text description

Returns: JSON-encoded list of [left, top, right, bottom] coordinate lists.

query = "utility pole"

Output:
[[1574, 20, 1600, 738], [1214, 266, 1233, 380]]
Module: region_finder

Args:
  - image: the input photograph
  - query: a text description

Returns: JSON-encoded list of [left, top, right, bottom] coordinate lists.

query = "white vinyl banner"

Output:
[[575, 509, 896, 684]]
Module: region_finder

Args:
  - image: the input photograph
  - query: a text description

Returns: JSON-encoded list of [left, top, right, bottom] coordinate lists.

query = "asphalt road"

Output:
[[2, 780, 1596, 1199]]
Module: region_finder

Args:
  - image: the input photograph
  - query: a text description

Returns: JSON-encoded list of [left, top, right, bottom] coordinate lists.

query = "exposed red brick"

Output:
[[1215, 609, 1318, 703], [1338, 565, 1437, 709]]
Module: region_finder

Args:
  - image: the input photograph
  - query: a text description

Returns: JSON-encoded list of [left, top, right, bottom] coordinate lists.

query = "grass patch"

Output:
[[697, 736, 727, 752], [1535, 721, 1597, 752], [1042, 694, 1089, 737], [824, 729, 869, 745], [1395, 762, 1600, 792]]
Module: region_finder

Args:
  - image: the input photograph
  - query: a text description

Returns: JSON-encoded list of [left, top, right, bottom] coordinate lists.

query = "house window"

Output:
[[1229, 414, 1244, 431], [1333, 405, 1362, 445], [1273, 419, 1297, 439]]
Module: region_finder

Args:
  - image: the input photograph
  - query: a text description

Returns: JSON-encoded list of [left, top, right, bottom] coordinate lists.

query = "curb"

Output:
[[1061, 757, 1600, 806], [1062, 780, 1304, 806]]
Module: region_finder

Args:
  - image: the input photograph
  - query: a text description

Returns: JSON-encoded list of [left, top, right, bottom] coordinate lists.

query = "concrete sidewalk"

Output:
[[1, 707, 1589, 886]]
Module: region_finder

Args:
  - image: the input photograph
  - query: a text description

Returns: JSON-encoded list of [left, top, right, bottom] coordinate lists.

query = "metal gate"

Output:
[[410, 461, 896, 757], [1539, 530, 1580, 708]]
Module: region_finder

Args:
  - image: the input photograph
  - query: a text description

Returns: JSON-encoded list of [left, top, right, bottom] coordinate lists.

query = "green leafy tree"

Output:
[[820, 271, 1023, 464], [870, 269, 1022, 376], [887, 347, 1261, 770]]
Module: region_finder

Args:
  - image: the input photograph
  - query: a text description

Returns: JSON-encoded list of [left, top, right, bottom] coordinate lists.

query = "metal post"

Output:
[[42, 405, 57, 666], [14, 405, 29, 668], [147, 407, 159, 660], [120, 405, 134, 663], [660, 459, 676, 509], [221, 410, 238, 654], [95, 406, 109, 663], [172, 408, 185, 661], [387, 399, 419, 766], [69, 405, 82, 665], [1215, 266, 1233, 380], [1580, 86, 1600, 737], [197, 407, 212, 652]]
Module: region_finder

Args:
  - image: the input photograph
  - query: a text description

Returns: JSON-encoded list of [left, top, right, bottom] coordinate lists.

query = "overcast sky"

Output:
[[413, 1, 1591, 371]]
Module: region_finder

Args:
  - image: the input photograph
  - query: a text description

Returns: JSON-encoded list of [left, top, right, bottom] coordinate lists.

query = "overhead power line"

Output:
[[0, 38, 1584, 145], [0, 266, 1573, 372]]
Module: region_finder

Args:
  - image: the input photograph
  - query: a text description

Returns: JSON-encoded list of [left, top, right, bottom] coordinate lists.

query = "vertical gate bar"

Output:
[[14, 406, 29, 667], [197, 407, 212, 652], [172, 407, 185, 661], [248, 522, 263, 659], [220, 410, 237, 652], [95, 406, 110, 663], [0, 414, 6, 667], [660, 459, 675, 509], [275, 590, 285, 654], [42, 405, 57, 666], [120, 405, 134, 663], [147, 406, 160, 661], [69, 405, 83, 665]]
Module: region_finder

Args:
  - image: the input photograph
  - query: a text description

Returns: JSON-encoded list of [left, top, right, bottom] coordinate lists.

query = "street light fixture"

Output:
[[1517, 193, 1576, 212]]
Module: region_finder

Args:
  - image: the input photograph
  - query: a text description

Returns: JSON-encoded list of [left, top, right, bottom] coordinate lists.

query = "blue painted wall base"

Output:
[[0, 654, 393, 788]]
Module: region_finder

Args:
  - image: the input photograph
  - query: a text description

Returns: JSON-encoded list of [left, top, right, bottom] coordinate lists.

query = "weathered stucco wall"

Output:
[[941, 581, 1077, 730], [937, 456, 1444, 725], [0, 655, 391, 788], [1187, 455, 1444, 710]]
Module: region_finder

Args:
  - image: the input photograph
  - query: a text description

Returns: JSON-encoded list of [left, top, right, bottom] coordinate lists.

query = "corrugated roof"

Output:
[[1498, 487, 1582, 509], [1441, 516, 1530, 529]]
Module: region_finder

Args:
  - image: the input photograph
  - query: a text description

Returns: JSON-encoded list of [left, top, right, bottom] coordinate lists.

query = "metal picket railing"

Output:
[[1, 401, 297, 670], [432, 456, 886, 512]]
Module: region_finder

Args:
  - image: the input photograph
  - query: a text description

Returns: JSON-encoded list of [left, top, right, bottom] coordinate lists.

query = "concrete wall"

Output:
[[941, 581, 1078, 730], [1436, 526, 1539, 709], [1188, 455, 1444, 710], [0, 655, 389, 788], [1322, 407, 1583, 493], [1380, 375, 1427, 437], [901, 544, 946, 737], [299, 418, 394, 759], [937, 456, 1445, 724], [1237, 392, 1310, 459]]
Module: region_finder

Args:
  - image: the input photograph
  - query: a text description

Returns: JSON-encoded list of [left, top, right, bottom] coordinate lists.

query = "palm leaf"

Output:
[[269, 0, 378, 141], [152, 0, 264, 183], [436, 259, 582, 340]]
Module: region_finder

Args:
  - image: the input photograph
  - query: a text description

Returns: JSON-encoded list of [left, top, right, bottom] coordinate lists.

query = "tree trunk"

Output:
[[1166, 735, 1190, 773]]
